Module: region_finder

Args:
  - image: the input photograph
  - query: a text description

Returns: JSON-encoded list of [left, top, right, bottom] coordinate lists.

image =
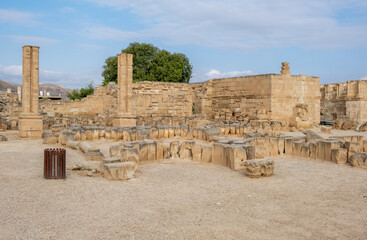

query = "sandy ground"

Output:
[[1, 131, 367, 240]]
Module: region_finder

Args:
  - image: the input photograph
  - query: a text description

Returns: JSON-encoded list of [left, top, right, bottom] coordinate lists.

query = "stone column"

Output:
[[18, 45, 43, 138], [112, 53, 136, 127], [17, 86, 22, 101]]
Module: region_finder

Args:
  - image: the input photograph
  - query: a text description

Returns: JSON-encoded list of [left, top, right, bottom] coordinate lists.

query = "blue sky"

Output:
[[0, 0, 366, 89]]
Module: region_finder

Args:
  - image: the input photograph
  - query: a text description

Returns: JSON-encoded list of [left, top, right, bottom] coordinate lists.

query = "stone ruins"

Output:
[[1, 45, 367, 179]]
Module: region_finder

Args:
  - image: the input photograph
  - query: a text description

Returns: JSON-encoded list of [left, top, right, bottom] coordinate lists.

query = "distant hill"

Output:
[[0, 80, 72, 100]]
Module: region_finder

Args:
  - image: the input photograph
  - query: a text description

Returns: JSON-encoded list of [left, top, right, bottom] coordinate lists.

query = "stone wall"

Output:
[[192, 74, 320, 127], [40, 81, 194, 119], [321, 80, 367, 123], [133, 81, 193, 118]]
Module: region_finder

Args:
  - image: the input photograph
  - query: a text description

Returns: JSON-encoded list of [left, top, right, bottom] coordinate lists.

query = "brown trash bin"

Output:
[[44, 148, 66, 179]]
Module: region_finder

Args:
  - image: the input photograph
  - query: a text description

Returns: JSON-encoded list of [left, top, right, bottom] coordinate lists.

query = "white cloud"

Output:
[[0, 9, 39, 25], [84, 0, 367, 50], [9, 35, 60, 45], [0, 64, 22, 77], [0, 64, 101, 89], [361, 76, 367, 80], [206, 69, 254, 79]]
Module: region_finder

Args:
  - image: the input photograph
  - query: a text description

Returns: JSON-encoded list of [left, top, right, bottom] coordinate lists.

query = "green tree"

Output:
[[67, 83, 94, 100], [122, 42, 158, 82], [149, 50, 192, 83], [101, 42, 192, 85], [102, 56, 118, 86]]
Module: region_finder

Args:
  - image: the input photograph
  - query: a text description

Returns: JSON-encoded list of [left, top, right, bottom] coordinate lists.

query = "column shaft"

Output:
[[22, 46, 31, 113], [30, 46, 39, 113]]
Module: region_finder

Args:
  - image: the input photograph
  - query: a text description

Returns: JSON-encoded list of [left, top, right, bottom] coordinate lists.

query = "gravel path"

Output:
[[1, 132, 367, 239]]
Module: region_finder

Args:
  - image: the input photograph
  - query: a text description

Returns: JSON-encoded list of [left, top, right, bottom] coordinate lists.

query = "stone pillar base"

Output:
[[112, 114, 136, 127], [18, 114, 43, 138]]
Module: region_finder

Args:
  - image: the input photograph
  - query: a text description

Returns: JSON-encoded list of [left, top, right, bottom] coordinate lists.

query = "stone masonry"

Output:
[[321, 80, 367, 126]]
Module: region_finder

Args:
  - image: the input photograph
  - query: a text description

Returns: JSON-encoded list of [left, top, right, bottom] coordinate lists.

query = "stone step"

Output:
[[99, 157, 121, 171]]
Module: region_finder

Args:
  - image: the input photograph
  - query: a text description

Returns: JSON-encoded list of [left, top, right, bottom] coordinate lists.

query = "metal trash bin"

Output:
[[44, 148, 66, 179]]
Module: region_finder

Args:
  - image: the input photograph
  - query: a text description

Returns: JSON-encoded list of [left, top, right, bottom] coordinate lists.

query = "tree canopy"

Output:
[[67, 83, 94, 100], [102, 42, 192, 85]]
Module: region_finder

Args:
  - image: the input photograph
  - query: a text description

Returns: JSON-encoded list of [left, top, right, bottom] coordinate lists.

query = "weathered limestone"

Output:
[[0, 135, 8, 141], [18, 45, 43, 138], [103, 162, 137, 180], [281, 62, 290, 75], [43, 133, 58, 144], [321, 80, 367, 125], [79, 141, 103, 161], [242, 159, 274, 178], [112, 53, 136, 127], [345, 141, 361, 162], [331, 148, 348, 164], [349, 152, 367, 169], [17, 86, 21, 101]]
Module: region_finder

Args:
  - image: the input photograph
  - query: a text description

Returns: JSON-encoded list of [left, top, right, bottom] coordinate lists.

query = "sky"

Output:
[[0, 0, 366, 89]]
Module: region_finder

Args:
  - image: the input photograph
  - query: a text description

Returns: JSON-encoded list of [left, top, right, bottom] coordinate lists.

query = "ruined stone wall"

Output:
[[191, 81, 213, 119], [320, 80, 367, 123], [40, 81, 194, 119], [209, 75, 273, 121], [132, 81, 193, 118], [40, 85, 117, 117], [271, 74, 320, 125]]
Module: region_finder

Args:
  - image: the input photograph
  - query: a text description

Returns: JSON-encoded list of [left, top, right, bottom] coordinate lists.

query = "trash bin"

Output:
[[44, 148, 66, 179]]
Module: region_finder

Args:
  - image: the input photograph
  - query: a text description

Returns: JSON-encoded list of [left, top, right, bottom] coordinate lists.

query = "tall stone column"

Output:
[[112, 53, 136, 127], [18, 45, 43, 138]]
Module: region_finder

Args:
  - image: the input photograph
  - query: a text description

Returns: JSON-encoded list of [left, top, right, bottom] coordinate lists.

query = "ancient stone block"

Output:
[[163, 142, 171, 159], [103, 162, 137, 180], [284, 138, 293, 155], [59, 130, 75, 145], [139, 142, 148, 161], [192, 143, 202, 162], [99, 157, 120, 171], [43, 134, 58, 144], [242, 159, 274, 178], [201, 146, 212, 163], [67, 140, 79, 150], [309, 140, 319, 159], [179, 141, 194, 160], [0, 135, 8, 141], [170, 141, 179, 158], [349, 152, 367, 169], [345, 141, 361, 161], [245, 145, 266, 160], [231, 146, 247, 171], [147, 141, 157, 161], [363, 140, 367, 152], [212, 143, 226, 165], [300, 144, 310, 158], [331, 148, 348, 164], [121, 147, 139, 164], [292, 140, 305, 157], [156, 141, 164, 160]]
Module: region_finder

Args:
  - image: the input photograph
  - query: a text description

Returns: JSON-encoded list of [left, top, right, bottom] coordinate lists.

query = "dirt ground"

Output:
[[1, 130, 367, 240]]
